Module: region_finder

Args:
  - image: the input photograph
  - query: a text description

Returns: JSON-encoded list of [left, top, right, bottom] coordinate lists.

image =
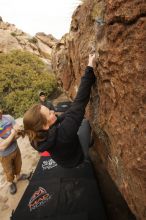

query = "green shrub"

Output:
[[28, 37, 38, 44], [11, 32, 17, 37], [0, 50, 57, 117]]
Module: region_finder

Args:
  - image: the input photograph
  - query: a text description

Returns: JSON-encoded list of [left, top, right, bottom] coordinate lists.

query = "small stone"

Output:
[[0, 195, 3, 202], [2, 196, 8, 203], [0, 177, 6, 185], [0, 195, 8, 203], [1, 203, 9, 211], [0, 170, 3, 175], [137, 157, 141, 162], [32, 160, 38, 167]]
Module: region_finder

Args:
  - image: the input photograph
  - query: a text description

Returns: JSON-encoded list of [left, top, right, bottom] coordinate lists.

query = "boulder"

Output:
[[51, 0, 146, 219]]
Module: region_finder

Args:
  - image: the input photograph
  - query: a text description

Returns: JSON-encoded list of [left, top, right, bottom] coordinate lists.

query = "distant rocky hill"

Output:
[[0, 16, 58, 68]]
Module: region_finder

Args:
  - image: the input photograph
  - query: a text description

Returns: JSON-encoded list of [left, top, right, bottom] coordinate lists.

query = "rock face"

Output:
[[52, 1, 97, 98], [52, 0, 146, 219], [0, 18, 58, 67]]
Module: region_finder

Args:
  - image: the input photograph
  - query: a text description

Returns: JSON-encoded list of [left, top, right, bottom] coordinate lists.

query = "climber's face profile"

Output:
[[23, 104, 57, 140], [40, 105, 57, 130]]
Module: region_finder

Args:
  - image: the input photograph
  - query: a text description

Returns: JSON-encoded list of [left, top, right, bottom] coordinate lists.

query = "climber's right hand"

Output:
[[88, 53, 95, 67]]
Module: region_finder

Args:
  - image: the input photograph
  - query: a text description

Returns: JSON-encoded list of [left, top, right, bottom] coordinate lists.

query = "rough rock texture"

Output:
[[52, 1, 98, 98], [0, 18, 58, 67], [52, 0, 146, 219], [35, 33, 58, 68]]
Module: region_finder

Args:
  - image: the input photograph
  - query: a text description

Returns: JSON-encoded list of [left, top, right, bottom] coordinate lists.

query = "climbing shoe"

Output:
[[17, 172, 32, 181], [9, 182, 17, 195]]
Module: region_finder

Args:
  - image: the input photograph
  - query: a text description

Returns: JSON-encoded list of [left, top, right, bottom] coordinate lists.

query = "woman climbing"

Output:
[[22, 53, 96, 168]]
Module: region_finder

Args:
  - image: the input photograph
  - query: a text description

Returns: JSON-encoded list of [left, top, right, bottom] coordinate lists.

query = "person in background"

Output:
[[23, 53, 96, 168], [39, 91, 55, 110], [0, 109, 30, 194]]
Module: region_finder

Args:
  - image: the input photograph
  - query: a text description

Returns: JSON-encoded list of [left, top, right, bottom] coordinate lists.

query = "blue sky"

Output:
[[0, 0, 81, 39]]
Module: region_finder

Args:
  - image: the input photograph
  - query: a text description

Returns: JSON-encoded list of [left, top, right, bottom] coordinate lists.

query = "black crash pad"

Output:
[[11, 156, 107, 220]]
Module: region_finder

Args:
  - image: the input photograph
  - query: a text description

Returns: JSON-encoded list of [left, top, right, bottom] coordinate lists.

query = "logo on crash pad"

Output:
[[42, 158, 57, 170], [28, 187, 52, 211]]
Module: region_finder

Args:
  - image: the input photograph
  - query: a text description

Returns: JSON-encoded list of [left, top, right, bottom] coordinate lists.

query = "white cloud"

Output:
[[0, 0, 81, 39]]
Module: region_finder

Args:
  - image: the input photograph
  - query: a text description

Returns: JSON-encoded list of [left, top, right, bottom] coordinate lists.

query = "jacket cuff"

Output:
[[86, 66, 94, 71]]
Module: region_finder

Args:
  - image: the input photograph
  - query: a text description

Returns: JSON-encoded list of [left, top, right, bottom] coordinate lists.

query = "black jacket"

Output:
[[33, 66, 96, 168]]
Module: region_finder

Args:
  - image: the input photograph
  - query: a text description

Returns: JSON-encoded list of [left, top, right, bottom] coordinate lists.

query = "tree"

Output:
[[0, 50, 57, 117]]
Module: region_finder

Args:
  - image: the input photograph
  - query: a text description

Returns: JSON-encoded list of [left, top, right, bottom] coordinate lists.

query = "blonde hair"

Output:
[[22, 104, 47, 142]]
